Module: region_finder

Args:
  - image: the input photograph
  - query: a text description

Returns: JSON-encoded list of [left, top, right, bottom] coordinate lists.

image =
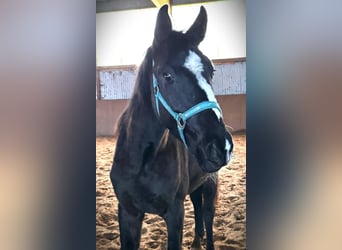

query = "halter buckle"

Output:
[[177, 113, 186, 130], [153, 85, 159, 95]]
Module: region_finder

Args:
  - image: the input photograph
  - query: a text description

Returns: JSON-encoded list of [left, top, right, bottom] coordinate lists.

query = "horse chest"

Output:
[[113, 167, 184, 215]]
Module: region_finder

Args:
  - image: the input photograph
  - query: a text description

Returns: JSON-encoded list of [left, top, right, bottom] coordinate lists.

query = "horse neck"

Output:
[[114, 55, 166, 174], [126, 49, 165, 145], [126, 93, 164, 144]]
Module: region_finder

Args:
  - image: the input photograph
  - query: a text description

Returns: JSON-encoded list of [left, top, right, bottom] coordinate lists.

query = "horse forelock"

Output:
[[152, 31, 192, 66]]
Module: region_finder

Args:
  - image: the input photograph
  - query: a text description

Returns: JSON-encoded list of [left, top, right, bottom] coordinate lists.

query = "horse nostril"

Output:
[[206, 142, 217, 156]]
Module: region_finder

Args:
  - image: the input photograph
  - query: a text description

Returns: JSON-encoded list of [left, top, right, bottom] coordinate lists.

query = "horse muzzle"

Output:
[[195, 135, 233, 173]]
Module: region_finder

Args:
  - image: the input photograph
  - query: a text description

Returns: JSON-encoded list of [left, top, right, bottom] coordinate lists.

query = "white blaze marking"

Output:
[[183, 50, 221, 120], [225, 139, 232, 163], [225, 139, 231, 152]]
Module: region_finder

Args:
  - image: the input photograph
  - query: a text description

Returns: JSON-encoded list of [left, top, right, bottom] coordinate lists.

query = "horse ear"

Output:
[[153, 5, 172, 46], [185, 6, 207, 46]]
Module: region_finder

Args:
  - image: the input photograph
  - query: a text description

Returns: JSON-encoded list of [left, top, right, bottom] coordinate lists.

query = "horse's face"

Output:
[[151, 5, 233, 173]]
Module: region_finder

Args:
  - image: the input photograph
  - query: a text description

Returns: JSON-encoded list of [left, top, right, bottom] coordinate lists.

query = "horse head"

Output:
[[150, 5, 233, 173]]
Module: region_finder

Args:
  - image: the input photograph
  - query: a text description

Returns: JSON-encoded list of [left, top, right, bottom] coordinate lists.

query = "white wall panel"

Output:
[[97, 60, 245, 100], [99, 68, 137, 100], [212, 61, 246, 95]]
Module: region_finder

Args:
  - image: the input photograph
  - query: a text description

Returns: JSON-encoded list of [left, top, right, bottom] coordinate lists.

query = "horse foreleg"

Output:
[[190, 186, 204, 249], [118, 203, 144, 250], [202, 179, 218, 250], [163, 200, 184, 250]]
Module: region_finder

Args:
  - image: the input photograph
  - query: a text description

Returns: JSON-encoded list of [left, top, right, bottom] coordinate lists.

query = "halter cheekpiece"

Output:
[[152, 71, 222, 148]]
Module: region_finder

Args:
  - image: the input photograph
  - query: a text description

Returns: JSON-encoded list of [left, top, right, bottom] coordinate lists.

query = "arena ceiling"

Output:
[[96, 0, 219, 13]]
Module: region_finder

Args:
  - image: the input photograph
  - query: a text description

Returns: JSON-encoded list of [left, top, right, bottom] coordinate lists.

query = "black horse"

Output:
[[110, 5, 233, 250]]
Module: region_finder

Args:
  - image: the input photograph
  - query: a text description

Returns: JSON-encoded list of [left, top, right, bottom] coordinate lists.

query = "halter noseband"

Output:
[[153, 74, 222, 148]]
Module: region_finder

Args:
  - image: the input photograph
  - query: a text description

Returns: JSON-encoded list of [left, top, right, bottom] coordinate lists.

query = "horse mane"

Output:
[[113, 47, 153, 140], [113, 46, 189, 171]]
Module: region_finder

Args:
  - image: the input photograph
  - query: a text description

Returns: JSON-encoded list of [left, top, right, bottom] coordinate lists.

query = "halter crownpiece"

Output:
[[152, 73, 222, 148]]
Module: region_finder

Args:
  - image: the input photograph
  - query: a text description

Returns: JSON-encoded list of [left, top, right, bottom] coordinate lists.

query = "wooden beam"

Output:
[[151, 0, 172, 15], [151, 0, 170, 8], [212, 57, 246, 65]]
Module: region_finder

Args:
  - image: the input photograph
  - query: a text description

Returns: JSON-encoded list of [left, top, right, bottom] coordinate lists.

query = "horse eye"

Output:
[[162, 72, 173, 82]]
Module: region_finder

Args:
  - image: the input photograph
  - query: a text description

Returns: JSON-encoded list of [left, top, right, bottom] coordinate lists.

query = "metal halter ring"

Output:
[[153, 85, 159, 95], [176, 113, 186, 129]]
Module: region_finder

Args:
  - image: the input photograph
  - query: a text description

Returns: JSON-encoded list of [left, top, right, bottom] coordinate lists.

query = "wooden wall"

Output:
[[96, 95, 245, 136]]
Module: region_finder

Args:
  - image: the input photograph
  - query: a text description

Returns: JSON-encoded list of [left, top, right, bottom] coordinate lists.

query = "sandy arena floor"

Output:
[[96, 132, 246, 250]]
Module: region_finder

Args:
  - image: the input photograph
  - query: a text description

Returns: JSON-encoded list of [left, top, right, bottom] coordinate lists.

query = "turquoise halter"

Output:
[[153, 74, 222, 148]]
